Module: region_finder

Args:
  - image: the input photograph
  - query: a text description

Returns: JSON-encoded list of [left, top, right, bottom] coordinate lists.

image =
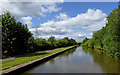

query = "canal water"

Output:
[[22, 46, 120, 74]]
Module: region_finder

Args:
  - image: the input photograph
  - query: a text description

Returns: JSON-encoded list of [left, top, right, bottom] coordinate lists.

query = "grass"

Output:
[[0, 46, 75, 71]]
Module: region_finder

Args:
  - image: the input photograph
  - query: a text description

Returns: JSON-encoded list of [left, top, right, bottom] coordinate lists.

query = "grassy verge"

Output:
[[0, 46, 75, 71]]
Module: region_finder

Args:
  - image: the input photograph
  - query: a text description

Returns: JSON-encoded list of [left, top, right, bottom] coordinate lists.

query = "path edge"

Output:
[[1, 45, 77, 75]]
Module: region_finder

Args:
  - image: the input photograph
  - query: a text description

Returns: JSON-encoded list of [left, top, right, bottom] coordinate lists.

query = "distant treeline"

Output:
[[82, 5, 120, 58], [1, 12, 79, 58]]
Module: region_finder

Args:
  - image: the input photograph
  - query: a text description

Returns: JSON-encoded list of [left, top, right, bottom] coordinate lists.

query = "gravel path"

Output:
[[0, 48, 61, 62], [0, 51, 45, 62]]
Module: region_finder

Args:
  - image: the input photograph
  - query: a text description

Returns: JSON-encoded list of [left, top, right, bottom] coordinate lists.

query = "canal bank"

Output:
[[1, 45, 77, 75], [22, 46, 120, 74]]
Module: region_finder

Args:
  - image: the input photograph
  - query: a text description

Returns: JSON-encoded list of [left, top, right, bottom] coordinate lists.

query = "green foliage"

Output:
[[82, 5, 120, 58], [2, 12, 32, 57], [0, 14, 2, 42], [34, 36, 77, 50], [48, 36, 56, 48], [48, 36, 56, 43], [57, 37, 77, 47], [77, 42, 82, 45], [82, 37, 89, 44], [2, 12, 77, 58], [27, 37, 35, 52], [34, 38, 52, 51], [115, 52, 120, 59], [67, 38, 77, 46], [56, 39, 68, 47]]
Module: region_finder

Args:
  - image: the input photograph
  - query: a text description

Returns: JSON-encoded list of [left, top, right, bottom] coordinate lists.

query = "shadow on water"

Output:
[[82, 47, 120, 74]]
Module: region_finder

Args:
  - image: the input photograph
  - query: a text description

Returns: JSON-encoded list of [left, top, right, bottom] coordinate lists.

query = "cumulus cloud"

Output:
[[0, 0, 63, 17], [0, 0, 107, 42], [21, 16, 32, 28], [55, 13, 69, 20], [28, 9, 107, 41], [0, 0, 63, 30], [31, 32, 86, 42], [41, 9, 107, 31], [29, 27, 72, 35], [1, 0, 64, 2], [29, 26, 86, 42], [66, 32, 85, 42]]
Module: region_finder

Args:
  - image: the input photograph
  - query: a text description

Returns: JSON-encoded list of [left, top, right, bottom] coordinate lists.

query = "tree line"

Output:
[[82, 5, 120, 59], [1, 12, 78, 58]]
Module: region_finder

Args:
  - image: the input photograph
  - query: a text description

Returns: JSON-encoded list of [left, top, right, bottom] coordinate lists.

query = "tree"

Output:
[[48, 36, 56, 43], [68, 38, 77, 46], [82, 37, 89, 44], [34, 38, 53, 51], [2, 12, 32, 57], [57, 39, 68, 47], [82, 4, 120, 58], [48, 36, 56, 48], [2, 12, 78, 58]]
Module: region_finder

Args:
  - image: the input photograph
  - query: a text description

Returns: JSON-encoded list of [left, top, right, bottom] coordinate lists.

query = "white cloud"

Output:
[[1, 0, 64, 2], [67, 32, 86, 42], [21, 16, 32, 28], [1, 0, 117, 2], [41, 9, 107, 31], [29, 27, 86, 42], [31, 33, 84, 42], [55, 13, 69, 20], [38, 35, 66, 40], [0, 0, 63, 31], [0, 0, 63, 17], [0, 0, 108, 42], [29, 27, 72, 35], [28, 9, 107, 42]]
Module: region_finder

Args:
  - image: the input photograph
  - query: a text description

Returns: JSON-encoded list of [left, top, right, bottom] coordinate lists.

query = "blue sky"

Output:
[[0, 1, 119, 42], [31, 2, 118, 27]]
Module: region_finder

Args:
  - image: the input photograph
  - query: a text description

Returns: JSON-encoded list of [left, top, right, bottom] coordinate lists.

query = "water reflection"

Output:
[[82, 47, 120, 73], [49, 58, 55, 64], [58, 48, 77, 57], [22, 47, 120, 74]]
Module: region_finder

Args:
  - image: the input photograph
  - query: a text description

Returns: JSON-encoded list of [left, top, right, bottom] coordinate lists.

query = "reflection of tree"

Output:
[[58, 48, 77, 57], [41, 48, 77, 65], [49, 58, 55, 64], [82, 47, 120, 74]]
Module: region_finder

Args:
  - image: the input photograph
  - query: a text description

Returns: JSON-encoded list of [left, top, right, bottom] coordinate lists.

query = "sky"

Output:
[[0, 0, 119, 42]]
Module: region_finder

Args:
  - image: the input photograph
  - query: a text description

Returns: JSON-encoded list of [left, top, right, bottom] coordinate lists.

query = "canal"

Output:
[[22, 46, 120, 74]]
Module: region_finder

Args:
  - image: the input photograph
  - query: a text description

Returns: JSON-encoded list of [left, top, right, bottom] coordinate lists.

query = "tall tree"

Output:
[[2, 12, 32, 56], [82, 4, 120, 58]]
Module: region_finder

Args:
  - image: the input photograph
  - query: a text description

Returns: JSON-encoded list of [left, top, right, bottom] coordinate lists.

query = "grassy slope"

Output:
[[0, 46, 75, 71]]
